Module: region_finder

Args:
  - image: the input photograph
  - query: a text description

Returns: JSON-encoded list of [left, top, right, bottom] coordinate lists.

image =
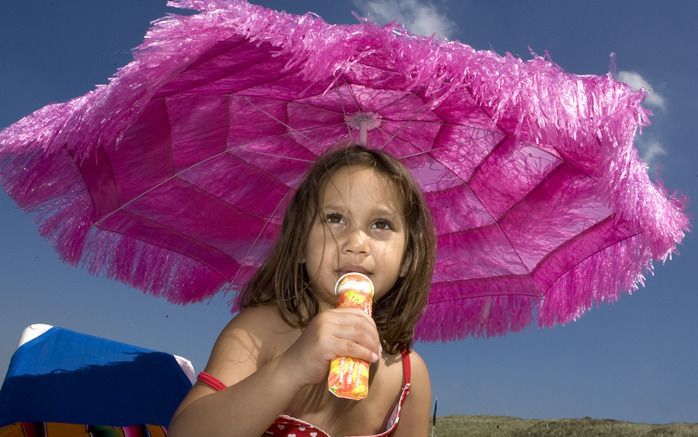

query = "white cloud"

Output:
[[618, 72, 669, 171], [353, 0, 457, 39], [636, 137, 667, 170], [617, 70, 667, 111]]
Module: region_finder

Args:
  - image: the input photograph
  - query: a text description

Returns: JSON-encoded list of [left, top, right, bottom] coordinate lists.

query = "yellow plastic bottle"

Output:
[[327, 272, 374, 400]]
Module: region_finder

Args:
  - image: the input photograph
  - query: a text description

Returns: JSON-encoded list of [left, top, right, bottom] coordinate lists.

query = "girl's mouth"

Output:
[[337, 266, 371, 276]]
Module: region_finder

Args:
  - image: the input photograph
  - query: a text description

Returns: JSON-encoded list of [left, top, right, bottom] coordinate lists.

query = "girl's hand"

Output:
[[278, 308, 381, 387]]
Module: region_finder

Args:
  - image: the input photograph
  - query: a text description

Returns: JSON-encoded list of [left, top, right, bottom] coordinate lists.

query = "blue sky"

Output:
[[1, 0, 696, 424]]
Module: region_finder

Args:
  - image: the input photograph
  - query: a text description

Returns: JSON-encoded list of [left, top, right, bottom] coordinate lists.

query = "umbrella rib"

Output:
[[374, 121, 425, 152], [334, 75, 361, 143], [94, 137, 301, 229], [426, 145, 538, 290], [91, 144, 303, 281], [462, 133, 508, 187], [162, 55, 288, 97], [546, 143, 597, 182], [375, 114, 491, 155], [368, 116, 560, 293], [228, 148, 315, 164], [381, 117, 484, 128], [337, 75, 369, 145], [374, 114, 432, 152], [233, 89, 334, 106], [427, 273, 543, 303], [343, 75, 366, 113], [373, 91, 414, 115], [295, 100, 352, 116], [475, 159, 564, 227], [456, 141, 597, 241], [376, 117, 506, 158], [542, 221, 641, 293], [243, 88, 357, 116], [91, 113, 335, 280], [378, 117, 441, 124], [335, 76, 356, 143], [94, 209, 236, 277], [226, 121, 350, 151], [338, 74, 416, 115], [93, 149, 231, 227], [229, 189, 291, 288], [378, 117, 506, 153], [174, 176, 279, 222], [226, 122, 344, 163], [428, 292, 543, 305], [242, 96, 312, 141], [98, 89, 279, 225], [446, 85, 597, 187], [374, 125, 402, 151], [432, 206, 626, 299]]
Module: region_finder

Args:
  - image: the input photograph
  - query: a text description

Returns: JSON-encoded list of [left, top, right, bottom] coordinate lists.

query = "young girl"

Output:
[[169, 145, 437, 436]]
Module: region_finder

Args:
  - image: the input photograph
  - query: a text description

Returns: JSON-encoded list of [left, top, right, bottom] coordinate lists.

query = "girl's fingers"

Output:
[[322, 310, 381, 358], [282, 309, 383, 386], [338, 339, 380, 363]]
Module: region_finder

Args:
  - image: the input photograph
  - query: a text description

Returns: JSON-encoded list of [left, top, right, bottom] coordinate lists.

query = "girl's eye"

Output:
[[372, 219, 393, 231], [325, 213, 345, 225]]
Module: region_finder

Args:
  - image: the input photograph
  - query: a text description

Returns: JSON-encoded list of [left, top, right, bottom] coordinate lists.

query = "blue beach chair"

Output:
[[0, 324, 194, 435]]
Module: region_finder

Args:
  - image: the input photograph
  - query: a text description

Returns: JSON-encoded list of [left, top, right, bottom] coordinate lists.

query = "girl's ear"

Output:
[[399, 252, 412, 277]]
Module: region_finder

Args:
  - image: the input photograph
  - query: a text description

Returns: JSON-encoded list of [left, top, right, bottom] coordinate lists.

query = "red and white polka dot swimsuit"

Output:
[[197, 349, 412, 437]]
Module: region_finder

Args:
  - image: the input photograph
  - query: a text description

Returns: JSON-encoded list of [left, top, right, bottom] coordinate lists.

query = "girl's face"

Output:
[[304, 165, 408, 310]]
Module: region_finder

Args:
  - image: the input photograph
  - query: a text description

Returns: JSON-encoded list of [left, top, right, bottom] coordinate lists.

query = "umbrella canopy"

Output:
[[0, 0, 688, 340]]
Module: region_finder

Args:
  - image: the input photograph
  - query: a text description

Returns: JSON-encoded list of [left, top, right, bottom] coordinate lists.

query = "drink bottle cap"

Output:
[[334, 272, 374, 297]]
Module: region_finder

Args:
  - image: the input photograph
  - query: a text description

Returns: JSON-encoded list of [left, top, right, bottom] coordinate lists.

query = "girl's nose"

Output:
[[342, 228, 369, 254]]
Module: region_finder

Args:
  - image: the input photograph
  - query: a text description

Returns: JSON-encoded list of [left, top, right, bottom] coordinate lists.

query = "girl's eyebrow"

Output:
[[322, 204, 348, 212], [371, 206, 400, 217], [323, 204, 399, 217]]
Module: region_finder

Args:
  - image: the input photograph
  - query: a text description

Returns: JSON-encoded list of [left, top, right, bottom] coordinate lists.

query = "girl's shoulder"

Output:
[[204, 304, 299, 384], [375, 348, 428, 389], [230, 304, 289, 330], [224, 304, 296, 336], [228, 304, 300, 346]]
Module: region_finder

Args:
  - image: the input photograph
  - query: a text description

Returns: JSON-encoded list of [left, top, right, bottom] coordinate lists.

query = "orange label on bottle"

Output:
[[328, 272, 374, 400]]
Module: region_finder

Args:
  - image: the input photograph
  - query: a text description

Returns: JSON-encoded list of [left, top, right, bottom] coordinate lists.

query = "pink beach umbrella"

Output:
[[0, 0, 689, 341]]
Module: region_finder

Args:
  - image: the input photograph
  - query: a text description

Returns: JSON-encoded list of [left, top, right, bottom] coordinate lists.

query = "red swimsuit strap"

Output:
[[400, 348, 411, 386], [197, 369, 227, 391]]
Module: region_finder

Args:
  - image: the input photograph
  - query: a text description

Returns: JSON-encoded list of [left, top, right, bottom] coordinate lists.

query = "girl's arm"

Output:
[[168, 306, 299, 436], [168, 305, 381, 437], [393, 350, 433, 437]]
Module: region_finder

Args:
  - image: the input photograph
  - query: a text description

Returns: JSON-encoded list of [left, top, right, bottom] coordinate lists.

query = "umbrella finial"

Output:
[[345, 112, 381, 146]]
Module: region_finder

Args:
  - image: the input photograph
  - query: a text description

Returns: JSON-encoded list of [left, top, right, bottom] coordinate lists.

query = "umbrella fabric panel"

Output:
[[467, 139, 562, 220], [499, 164, 614, 272], [424, 184, 495, 233], [168, 94, 230, 173], [230, 137, 317, 188]]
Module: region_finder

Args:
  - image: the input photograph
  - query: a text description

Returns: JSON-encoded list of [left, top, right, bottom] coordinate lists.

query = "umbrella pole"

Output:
[[359, 120, 368, 146]]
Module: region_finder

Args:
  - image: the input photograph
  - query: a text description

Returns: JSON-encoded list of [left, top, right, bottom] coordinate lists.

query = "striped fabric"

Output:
[[0, 422, 167, 437]]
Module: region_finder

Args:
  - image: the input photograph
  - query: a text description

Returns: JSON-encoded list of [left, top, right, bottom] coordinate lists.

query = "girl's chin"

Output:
[[308, 285, 338, 310], [316, 298, 336, 312]]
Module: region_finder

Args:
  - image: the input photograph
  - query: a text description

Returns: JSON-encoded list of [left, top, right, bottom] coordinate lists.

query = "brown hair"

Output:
[[239, 145, 436, 354]]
